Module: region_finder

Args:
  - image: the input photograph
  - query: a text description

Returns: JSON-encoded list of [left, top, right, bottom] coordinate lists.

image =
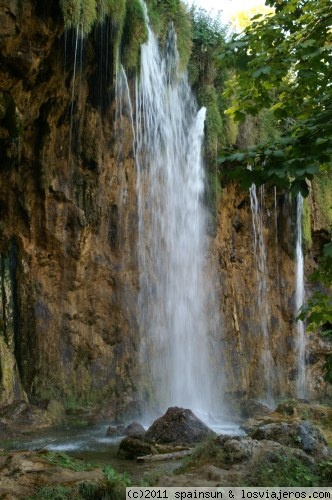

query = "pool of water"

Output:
[[5, 419, 244, 483]]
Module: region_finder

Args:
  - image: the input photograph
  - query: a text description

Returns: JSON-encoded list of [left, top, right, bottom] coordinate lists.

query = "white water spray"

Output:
[[249, 184, 274, 405], [295, 194, 306, 398], [135, 17, 223, 419]]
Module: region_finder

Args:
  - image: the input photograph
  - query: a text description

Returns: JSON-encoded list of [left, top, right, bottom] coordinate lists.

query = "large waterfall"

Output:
[[135, 14, 223, 420]]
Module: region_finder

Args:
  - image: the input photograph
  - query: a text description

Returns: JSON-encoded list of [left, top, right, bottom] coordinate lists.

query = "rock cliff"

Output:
[[0, 0, 139, 408]]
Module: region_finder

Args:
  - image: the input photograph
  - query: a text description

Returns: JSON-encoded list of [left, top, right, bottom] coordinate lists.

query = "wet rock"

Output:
[[240, 399, 273, 419], [0, 400, 53, 432], [106, 424, 126, 437], [118, 436, 157, 460], [250, 420, 329, 457], [124, 421, 146, 437], [145, 407, 215, 445], [217, 435, 259, 463], [106, 420, 145, 438], [46, 400, 65, 419], [298, 420, 328, 455]]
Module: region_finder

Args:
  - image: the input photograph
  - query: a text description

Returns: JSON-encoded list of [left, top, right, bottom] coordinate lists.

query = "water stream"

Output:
[[295, 193, 306, 398], [249, 184, 274, 405], [135, 9, 224, 422]]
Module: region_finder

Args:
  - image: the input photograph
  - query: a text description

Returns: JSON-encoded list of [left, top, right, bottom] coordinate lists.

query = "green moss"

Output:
[[146, 0, 192, 71], [176, 436, 226, 473], [302, 196, 312, 252], [246, 452, 319, 487], [197, 85, 222, 159], [24, 485, 74, 500], [121, 0, 148, 70], [44, 451, 96, 472], [257, 107, 281, 143], [312, 171, 332, 231], [60, 0, 97, 36]]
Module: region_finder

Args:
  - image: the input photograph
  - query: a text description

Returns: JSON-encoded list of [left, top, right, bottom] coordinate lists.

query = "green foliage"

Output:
[[319, 459, 332, 483], [188, 6, 227, 87], [312, 171, 332, 229], [96, 0, 126, 24], [219, 0, 332, 194], [98, 0, 127, 59], [257, 107, 280, 144], [24, 485, 73, 500], [146, 0, 192, 70], [103, 464, 131, 486], [101, 465, 131, 500], [197, 86, 222, 158], [121, 0, 148, 70], [176, 436, 226, 473], [246, 453, 319, 486], [77, 481, 102, 498], [302, 197, 312, 252], [60, 0, 97, 36]]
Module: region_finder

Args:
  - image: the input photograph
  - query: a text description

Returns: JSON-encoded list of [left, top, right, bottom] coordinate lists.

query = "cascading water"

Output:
[[135, 10, 223, 421], [249, 184, 274, 405], [295, 194, 306, 398]]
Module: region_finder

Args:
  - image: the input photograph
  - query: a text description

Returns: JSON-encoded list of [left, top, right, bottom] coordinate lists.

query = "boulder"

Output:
[[118, 436, 157, 460], [240, 399, 273, 419], [106, 421, 146, 438], [106, 424, 126, 438], [298, 420, 329, 455], [124, 421, 146, 437], [145, 407, 215, 445], [216, 435, 259, 464], [250, 420, 329, 457]]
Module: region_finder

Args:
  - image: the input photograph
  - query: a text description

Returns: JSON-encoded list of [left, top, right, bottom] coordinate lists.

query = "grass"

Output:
[[43, 451, 96, 472], [22, 453, 131, 500], [175, 436, 226, 474]]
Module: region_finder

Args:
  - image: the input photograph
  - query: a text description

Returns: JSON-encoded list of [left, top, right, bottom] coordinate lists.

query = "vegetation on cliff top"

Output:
[[218, 0, 332, 196], [59, 0, 192, 70]]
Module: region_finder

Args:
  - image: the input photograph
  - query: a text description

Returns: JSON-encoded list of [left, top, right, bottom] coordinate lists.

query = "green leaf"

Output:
[[323, 242, 332, 258], [316, 137, 329, 145], [253, 66, 271, 78]]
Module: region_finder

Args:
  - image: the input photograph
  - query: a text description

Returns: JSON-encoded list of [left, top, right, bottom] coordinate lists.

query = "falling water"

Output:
[[249, 184, 274, 405], [295, 194, 306, 398], [135, 14, 223, 419], [115, 64, 135, 153], [274, 187, 280, 290]]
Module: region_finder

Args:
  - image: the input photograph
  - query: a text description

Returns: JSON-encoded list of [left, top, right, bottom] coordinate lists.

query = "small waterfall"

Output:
[[249, 184, 274, 405], [135, 15, 223, 420], [274, 187, 280, 290], [295, 193, 306, 398], [115, 64, 135, 155]]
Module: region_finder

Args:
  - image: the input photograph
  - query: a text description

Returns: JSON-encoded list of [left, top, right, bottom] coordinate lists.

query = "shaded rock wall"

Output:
[[0, 0, 138, 406]]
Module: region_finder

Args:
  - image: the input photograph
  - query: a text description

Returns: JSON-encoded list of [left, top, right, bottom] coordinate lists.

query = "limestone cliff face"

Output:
[[213, 183, 331, 405], [0, 0, 138, 407], [0, 0, 330, 412]]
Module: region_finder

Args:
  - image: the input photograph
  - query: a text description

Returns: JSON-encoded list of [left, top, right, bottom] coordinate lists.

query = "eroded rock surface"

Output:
[[145, 407, 215, 445]]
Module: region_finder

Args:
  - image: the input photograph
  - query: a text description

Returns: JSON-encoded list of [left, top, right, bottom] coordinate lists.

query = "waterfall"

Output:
[[249, 184, 274, 405], [295, 194, 306, 398], [115, 64, 135, 155], [135, 16, 223, 420], [274, 187, 280, 290]]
